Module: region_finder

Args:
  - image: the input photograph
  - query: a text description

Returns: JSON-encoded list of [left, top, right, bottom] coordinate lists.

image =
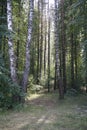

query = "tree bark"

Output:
[[54, 62, 57, 90], [36, 0, 40, 84], [16, 0, 21, 70], [54, 0, 64, 99], [44, 12, 47, 76], [74, 40, 78, 81], [47, 0, 50, 92], [7, 0, 18, 83], [83, 0, 87, 92], [21, 0, 34, 93], [61, 0, 67, 93], [71, 33, 75, 89], [39, 0, 43, 78]]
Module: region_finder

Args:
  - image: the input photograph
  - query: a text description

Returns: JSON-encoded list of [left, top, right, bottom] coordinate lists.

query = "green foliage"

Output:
[[66, 88, 78, 97], [27, 75, 43, 93], [29, 84, 43, 94], [0, 54, 22, 109], [0, 74, 20, 109]]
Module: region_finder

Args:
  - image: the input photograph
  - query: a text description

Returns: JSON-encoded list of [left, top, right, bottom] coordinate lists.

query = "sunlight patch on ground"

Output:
[[27, 93, 44, 101], [37, 115, 46, 124], [37, 114, 56, 124], [0, 93, 87, 130]]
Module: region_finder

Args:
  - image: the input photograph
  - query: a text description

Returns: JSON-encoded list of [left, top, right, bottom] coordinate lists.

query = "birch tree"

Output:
[[21, 0, 34, 93], [7, 0, 18, 83]]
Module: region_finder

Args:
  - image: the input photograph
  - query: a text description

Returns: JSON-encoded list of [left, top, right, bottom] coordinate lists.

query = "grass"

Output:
[[0, 92, 87, 130]]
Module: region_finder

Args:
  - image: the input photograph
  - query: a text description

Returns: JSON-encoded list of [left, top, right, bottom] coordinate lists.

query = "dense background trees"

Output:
[[0, 0, 87, 108]]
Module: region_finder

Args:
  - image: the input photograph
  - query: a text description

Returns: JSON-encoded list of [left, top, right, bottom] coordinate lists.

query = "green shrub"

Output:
[[0, 54, 22, 109], [0, 73, 22, 109]]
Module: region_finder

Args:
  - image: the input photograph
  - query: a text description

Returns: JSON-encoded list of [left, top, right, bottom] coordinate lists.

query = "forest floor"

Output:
[[0, 91, 87, 130]]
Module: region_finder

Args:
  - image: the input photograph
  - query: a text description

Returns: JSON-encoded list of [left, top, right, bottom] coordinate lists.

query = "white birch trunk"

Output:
[[21, 0, 34, 92], [7, 0, 17, 83]]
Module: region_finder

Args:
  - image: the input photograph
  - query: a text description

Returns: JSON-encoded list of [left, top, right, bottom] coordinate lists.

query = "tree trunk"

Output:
[[54, 62, 57, 90], [36, 0, 40, 84], [61, 0, 67, 93], [47, 0, 50, 92], [39, 0, 43, 78], [74, 40, 78, 81], [7, 0, 18, 83], [83, 0, 87, 92], [71, 33, 75, 89], [54, 0, 64, 99], [21, 0, 34, 93], [16, 0, 21, 70], [44, 13, 47, 76]]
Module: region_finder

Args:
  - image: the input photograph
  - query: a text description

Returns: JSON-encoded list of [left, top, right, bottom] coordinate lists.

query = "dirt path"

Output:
[[0, 93, 87, 130]]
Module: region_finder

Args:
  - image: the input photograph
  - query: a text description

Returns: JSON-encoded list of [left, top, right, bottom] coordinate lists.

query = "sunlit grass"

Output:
[[27, 93, 44, 100], [0, 92, 87, 130]]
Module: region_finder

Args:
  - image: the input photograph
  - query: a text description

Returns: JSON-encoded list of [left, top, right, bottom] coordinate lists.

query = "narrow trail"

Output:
[[0, 92, 87, 130]]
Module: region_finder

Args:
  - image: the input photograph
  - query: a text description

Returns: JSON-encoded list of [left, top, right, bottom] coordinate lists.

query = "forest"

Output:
[[0, 0, 87, 130]]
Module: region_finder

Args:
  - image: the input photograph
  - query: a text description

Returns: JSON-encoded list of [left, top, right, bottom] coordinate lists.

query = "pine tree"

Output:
[[61, 0, 67, 93], [47, 0, 51, 92], [54, 0, 64, 99]]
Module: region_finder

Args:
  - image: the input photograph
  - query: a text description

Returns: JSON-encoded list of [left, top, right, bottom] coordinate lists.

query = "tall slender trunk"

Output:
[[40, 0, 43, 78], [74, 40, 77, 81], [61, 0, 67, 93], [54, 62, 57, 90], [54, 0, 64, 99], [44, 13, 47, 76], [47, 0, 50, 92], [21, 0, 34, 93], [16, 0, 21, 70], [71, 33, 75, 89], [83, 0, 87, 92], [0, 2, 4, 51], [7, 0, 17, 83], [36, 0, 40, 84], [69, 0, 75, 89]]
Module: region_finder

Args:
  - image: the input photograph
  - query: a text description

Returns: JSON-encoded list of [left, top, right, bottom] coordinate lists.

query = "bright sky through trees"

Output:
[[49, 0, 54, 4], [35, 0, 54, 6]]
